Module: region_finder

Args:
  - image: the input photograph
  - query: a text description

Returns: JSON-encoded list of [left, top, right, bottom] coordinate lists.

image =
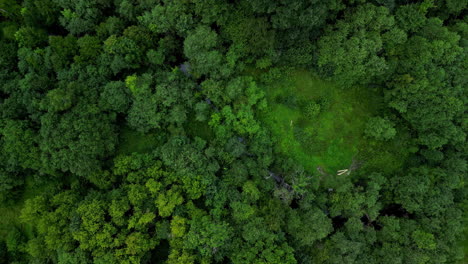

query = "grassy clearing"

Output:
[[117, 126, 162, 155], [261, 70, 408, 185]]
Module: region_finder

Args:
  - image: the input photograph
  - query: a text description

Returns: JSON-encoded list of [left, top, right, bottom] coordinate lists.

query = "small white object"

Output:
[[337, 169, 348, 175]]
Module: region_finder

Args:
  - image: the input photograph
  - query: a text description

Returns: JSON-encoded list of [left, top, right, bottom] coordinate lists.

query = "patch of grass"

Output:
[[0, 204, 22, 239], [117, 126, 162, 155], [0, 176, 51, 240], [184, 115, 214, 141], [261, 70, 408, 186]]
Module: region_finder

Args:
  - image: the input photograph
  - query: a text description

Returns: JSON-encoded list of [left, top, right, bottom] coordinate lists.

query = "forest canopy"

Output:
[[0, 0, 466, 263]]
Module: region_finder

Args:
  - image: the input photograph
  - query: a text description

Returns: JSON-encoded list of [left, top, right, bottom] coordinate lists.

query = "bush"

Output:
[[304, 101, 321, 119], [364, 117, 396, 141]]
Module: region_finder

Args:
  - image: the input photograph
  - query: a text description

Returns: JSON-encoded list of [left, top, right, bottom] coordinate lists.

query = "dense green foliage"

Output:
[[0, 0, 466, 263]]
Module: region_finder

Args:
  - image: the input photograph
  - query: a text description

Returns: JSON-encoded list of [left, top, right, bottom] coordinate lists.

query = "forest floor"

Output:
[[260, 70, 411, 187]]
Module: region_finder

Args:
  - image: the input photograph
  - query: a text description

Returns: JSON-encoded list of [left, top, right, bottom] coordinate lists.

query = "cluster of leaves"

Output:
[[0, 0, 466, 263], [304, 101, 321, 119], [365, 117, 396, 141]]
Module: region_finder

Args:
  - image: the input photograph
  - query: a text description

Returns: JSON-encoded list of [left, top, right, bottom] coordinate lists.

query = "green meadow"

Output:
[[261, 71, 410, 185]]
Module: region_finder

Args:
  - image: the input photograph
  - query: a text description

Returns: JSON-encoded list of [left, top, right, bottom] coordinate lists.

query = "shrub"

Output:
[[304, 101, 321, 119], [364, 117, 396, 141]]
